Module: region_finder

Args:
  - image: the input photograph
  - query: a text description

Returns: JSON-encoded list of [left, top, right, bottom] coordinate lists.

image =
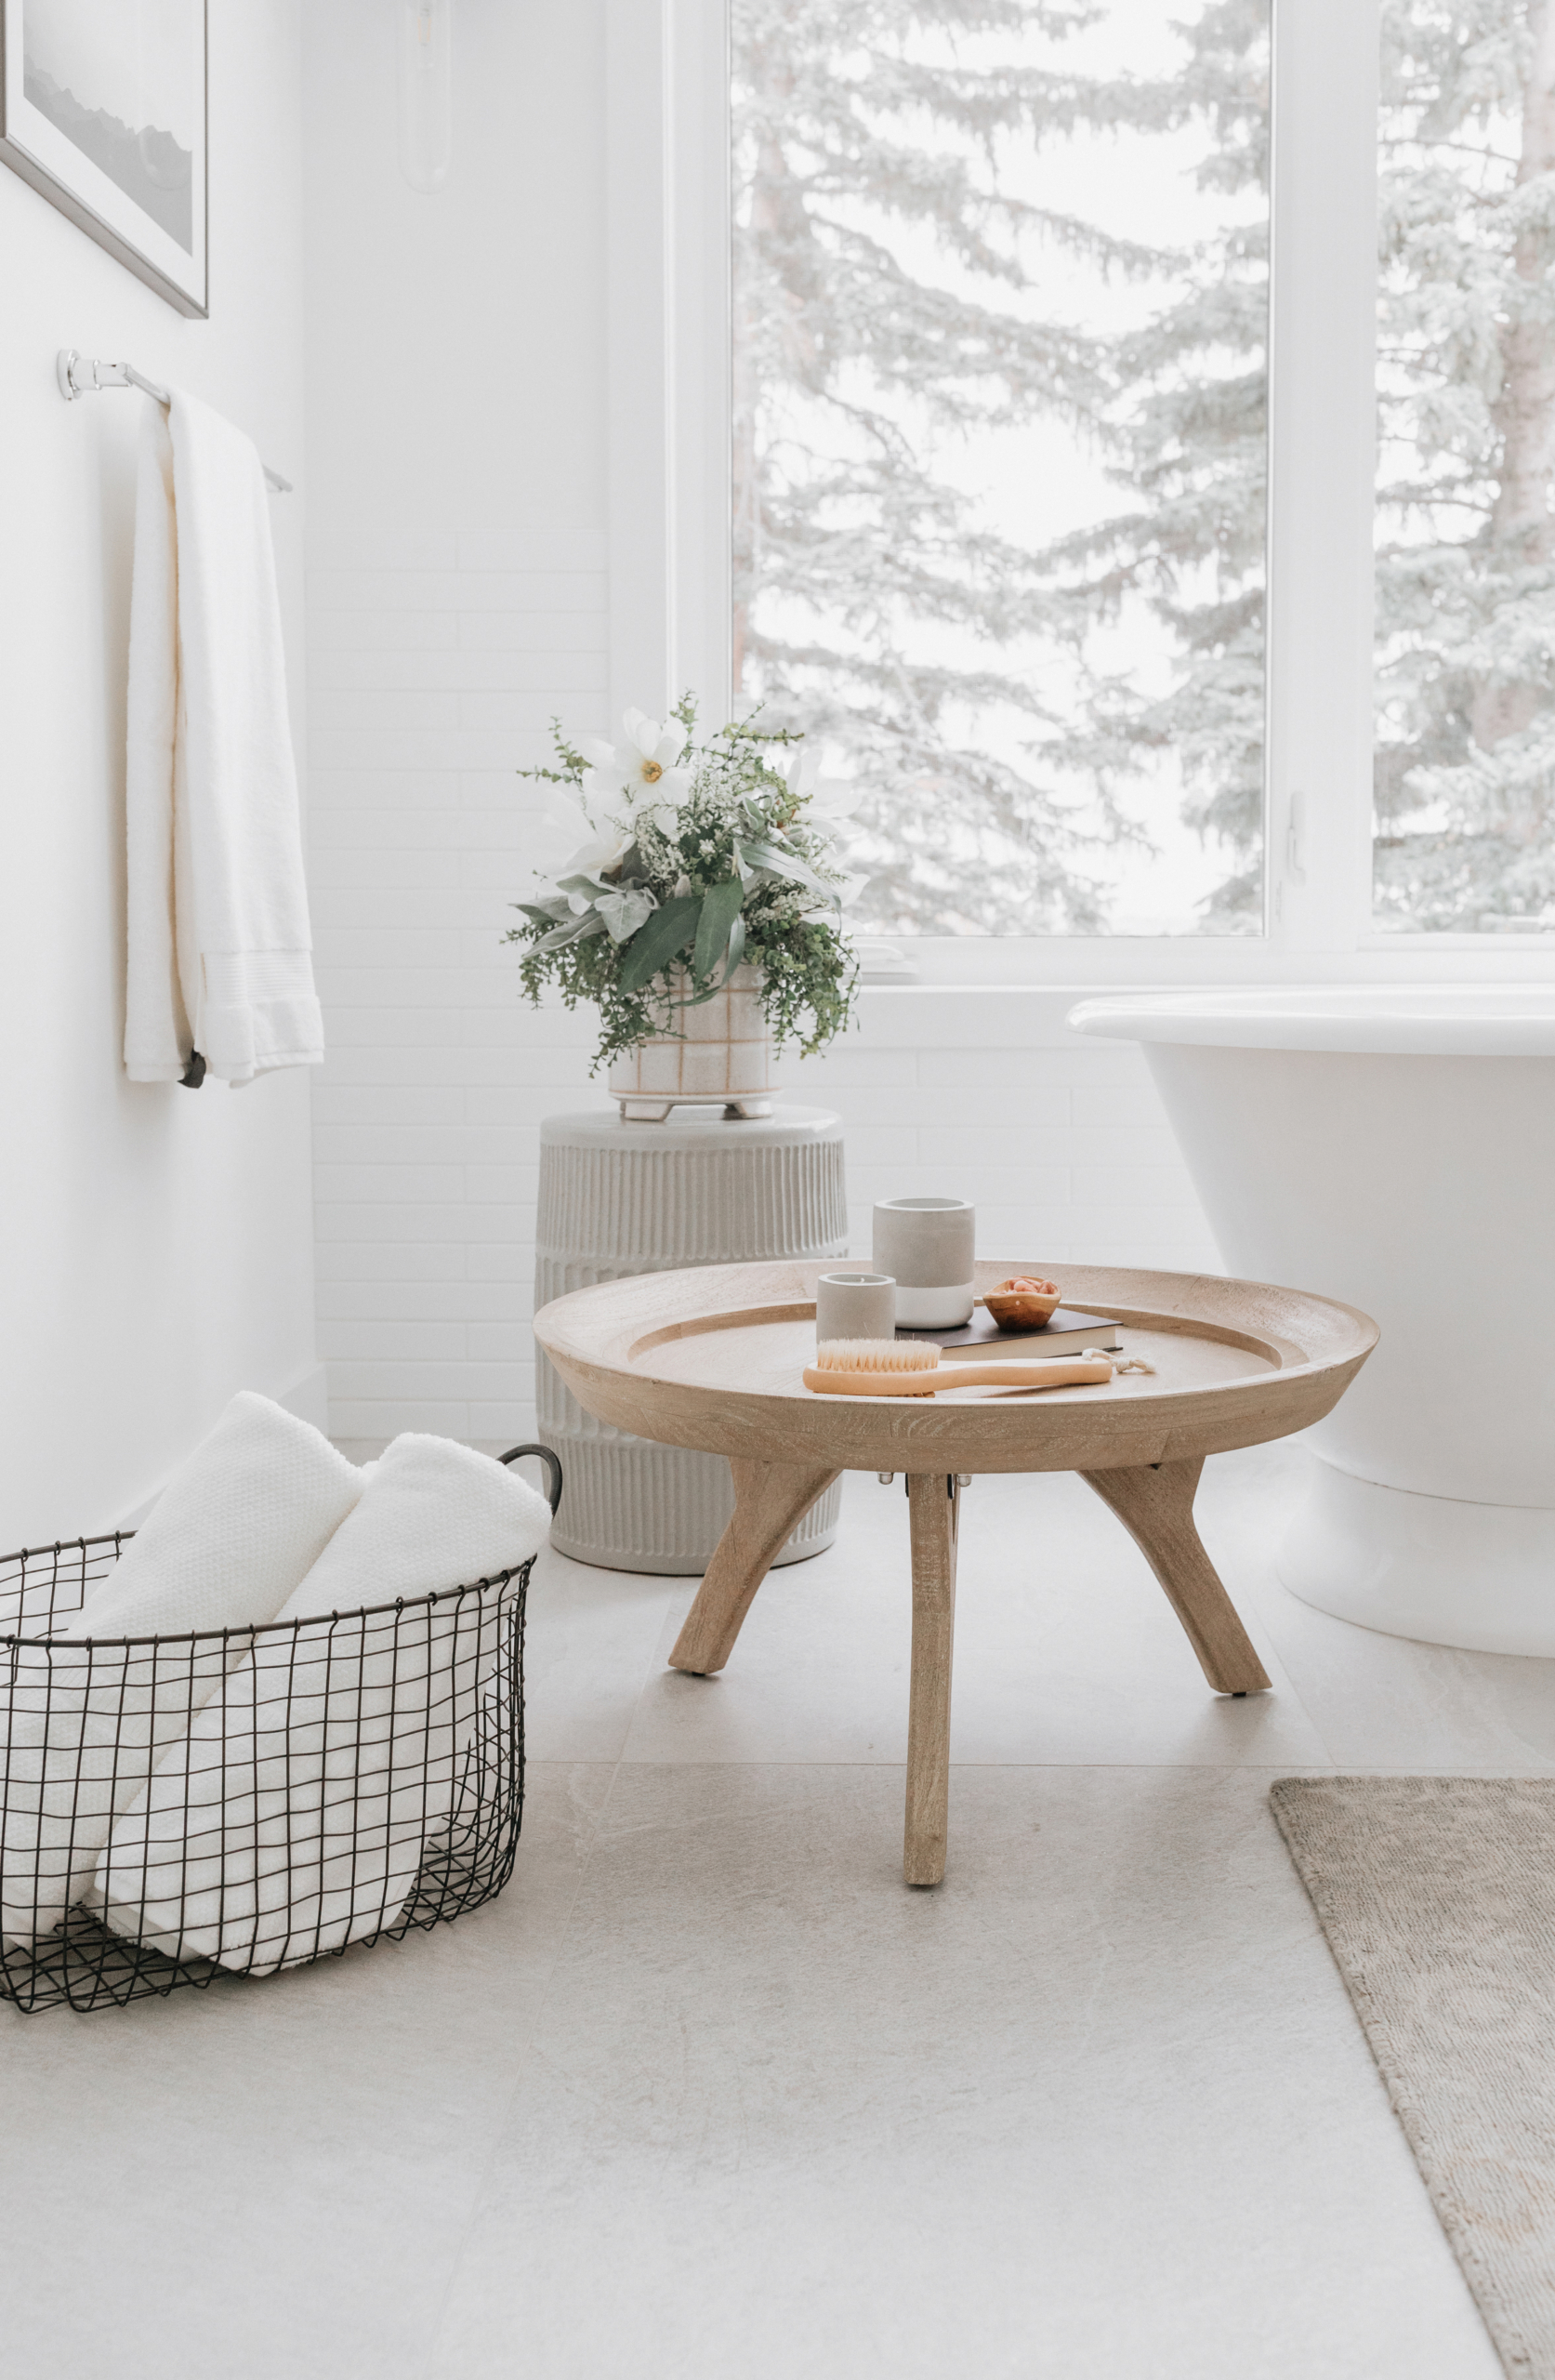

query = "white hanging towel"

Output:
[[124, 390, 323, 1087], [94, 1436, 551, 1977]]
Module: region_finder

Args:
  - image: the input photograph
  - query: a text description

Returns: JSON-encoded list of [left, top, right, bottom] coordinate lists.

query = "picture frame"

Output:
[[0, 0, 207, 318]]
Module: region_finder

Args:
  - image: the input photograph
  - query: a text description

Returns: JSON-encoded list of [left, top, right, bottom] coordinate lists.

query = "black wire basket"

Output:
[[0, 1444, 560, 2016]]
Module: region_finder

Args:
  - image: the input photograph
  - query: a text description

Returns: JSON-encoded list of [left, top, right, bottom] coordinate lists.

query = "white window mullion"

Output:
[[1265, 0, 1381, 955], [607, 0, 730, 731], [667, 0, 733, 722], [606, 0, 675, 724]]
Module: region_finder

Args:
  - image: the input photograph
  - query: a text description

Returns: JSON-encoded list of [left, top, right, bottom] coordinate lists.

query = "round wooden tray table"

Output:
[[534, 1260, 1377, 1886]]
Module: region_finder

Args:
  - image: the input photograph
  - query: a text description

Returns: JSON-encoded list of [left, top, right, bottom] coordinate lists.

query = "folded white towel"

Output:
[[0, 1395, 364, 1947], [95, 1435, 550, 1977], [124, 390, 323, 1088]]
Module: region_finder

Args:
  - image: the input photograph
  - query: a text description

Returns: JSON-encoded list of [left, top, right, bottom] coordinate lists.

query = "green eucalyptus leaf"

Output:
[[735, 837, 839, 902], [693, 872, 745, 981], [534, 909, 608, 954], [616, 893, 703, 996], [516, 900, 567, 926], [725, 912, 746, 976]]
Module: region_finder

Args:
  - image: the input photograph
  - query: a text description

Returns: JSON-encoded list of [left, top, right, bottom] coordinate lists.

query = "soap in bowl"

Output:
[[983, 1276, 1062, 1330]]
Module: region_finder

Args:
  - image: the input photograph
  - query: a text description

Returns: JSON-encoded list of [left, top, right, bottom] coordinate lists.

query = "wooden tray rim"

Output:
[[625, 1299, 1297, 1379], [538, 1260, 1377, 1403]]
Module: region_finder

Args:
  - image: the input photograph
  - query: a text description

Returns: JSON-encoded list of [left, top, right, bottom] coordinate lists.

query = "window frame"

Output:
[[606, 0, 1555, 985]]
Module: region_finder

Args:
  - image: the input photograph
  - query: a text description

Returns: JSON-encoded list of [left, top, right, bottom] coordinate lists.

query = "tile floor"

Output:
[[6, 1440, 1548, 2376]]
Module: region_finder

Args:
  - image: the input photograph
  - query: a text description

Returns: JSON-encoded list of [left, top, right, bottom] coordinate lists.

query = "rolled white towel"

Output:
[[0, 1394, 364, 1947], [95, 1435, 551, 1977]]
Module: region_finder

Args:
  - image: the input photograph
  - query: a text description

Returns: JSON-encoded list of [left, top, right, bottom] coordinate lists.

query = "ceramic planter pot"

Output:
[[609, 964, 776, 1120]]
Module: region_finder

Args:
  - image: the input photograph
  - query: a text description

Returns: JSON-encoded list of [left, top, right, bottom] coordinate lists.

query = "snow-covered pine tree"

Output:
[[1374, 0, 1555, 931], [732, 0, 1271, 935]]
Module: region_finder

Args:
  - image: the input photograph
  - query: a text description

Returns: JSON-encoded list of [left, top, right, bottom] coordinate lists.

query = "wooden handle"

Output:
[[932, 1358, 1113, 1391], [802, 1357, 1113, 1397]]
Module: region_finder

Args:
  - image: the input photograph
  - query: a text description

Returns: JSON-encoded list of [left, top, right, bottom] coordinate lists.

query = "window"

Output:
[[612, 0, 1555, 978], [731, 0, 1271, 940], [1374, 2, 1555, 935]]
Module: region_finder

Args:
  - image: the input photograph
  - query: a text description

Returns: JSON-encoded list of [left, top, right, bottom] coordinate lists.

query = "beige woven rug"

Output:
[[1272, 1777, 1555, 2377]]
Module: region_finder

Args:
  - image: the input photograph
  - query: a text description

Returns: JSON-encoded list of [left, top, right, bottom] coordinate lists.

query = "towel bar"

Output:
[[57, 350, 293, 494]]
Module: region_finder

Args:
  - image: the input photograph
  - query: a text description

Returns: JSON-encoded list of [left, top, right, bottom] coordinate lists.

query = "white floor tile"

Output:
[[2, 1444, 1535, 2378], [0, 1765, 611, 2380], [523, 1546, 679, 1762], [424, 1765, 1497, 2380], [622, 1470, 1331, 1768]]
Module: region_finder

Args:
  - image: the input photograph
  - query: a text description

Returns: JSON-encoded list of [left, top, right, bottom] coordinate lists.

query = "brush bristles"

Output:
[[813, 1337, 940, 1372]]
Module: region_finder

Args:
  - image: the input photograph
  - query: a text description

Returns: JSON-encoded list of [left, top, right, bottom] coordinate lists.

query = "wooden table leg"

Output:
[[904, 1472, 960, 1888], [668, 1458, 840, 1675], [1079, 1457, 1272, 1695]]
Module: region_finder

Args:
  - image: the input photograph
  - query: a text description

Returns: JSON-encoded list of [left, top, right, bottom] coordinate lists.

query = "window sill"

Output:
[[854, 938, 1555, 991]]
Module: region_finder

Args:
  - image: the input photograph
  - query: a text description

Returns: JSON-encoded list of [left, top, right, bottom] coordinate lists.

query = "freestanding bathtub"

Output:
[[1068, 987, 1555, 1655]]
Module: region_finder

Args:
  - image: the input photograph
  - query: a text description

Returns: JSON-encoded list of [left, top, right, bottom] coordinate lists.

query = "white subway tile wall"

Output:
[[308, 535, 1222, 1447]]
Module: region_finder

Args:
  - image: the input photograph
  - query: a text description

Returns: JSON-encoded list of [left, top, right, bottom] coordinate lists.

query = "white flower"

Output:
[[529, 790, 593, 867], [784, 749, 820, 803], [594, 886, 659, 944], [560, 832, 632, 893], [785, 749, 862, 840], [533, 790, 633, 886], [579, 708, 694, 826]]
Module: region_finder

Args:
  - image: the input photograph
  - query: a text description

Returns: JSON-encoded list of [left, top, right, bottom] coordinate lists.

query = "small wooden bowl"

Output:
[[982, 1277, 1062, 1330]]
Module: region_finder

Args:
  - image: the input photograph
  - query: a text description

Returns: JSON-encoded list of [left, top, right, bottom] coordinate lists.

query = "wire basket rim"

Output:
[[0, 1535, 531, 1654], [0, 1444, 559, 1656]]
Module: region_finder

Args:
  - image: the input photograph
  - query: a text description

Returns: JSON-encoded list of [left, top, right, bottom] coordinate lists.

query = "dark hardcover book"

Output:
[[897, 1305, 1121, 1355]]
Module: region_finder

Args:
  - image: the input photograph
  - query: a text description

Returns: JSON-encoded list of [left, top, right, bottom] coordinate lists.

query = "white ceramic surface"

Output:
[[1068, 984, 1555, 1057], [1070, 987, 1555, 1652]]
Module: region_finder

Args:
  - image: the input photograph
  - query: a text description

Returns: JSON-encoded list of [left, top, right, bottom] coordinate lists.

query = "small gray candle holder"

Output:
[[815, 1271, 896, 1346]]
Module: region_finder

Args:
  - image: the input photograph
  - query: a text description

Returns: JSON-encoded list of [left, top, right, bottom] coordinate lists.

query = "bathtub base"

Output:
[[1278, 1458, 1555, 1657]]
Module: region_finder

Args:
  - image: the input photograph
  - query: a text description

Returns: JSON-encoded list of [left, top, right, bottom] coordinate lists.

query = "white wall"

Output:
[[300, 0, 1219, 1452], [302, 0, 612, 1448], [790, 995, 1219, 1276], [0, 3, 319, 1546]]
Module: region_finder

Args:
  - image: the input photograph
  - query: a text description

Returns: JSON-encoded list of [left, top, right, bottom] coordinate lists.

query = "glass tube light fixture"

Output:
[[399, 0, 453, 192]]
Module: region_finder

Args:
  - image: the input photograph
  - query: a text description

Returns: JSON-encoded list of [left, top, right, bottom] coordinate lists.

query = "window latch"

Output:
[[1286, 790, 1308, 885]]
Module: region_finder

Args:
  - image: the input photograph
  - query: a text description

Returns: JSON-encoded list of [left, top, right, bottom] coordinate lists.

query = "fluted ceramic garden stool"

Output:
[[534, 1106, 847, 1572]]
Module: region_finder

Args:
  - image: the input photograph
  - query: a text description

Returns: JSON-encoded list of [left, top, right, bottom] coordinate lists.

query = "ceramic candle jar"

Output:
[[871, 1197, 976, 1327], [815, 1270, 897, 1345]]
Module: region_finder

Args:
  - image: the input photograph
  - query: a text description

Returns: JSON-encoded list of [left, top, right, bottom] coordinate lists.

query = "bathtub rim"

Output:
[[1067, 984, 1555, 1057]]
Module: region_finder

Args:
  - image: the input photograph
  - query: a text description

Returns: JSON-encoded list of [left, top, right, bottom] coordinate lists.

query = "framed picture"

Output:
[[0, 0, 207, 317]]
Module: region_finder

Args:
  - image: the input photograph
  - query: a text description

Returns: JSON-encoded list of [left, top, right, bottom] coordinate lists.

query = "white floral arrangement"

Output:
[[507, 700, 863, 1068]]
